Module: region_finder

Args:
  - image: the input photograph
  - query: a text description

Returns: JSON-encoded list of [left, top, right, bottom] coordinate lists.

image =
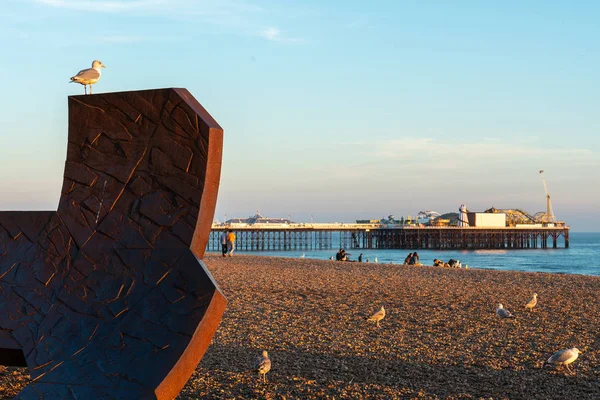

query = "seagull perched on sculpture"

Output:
[[70, 60, 106, 94]]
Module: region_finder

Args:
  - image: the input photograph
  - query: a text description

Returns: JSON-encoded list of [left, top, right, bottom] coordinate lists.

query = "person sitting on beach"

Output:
[[335, 249, 351, 261], [341, 250, 352, 261], [433, 259, 445, 267], [409, 252, 420, 265], [404, 253, 413, 265]]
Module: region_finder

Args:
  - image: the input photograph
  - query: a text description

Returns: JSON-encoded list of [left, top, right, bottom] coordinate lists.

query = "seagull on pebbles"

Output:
[[496, 303, 514, 319], [254, 350, 271, 383], [367, 306, 386, 327], [525, 293, 538, 312], [70, 60, 106, 94], [544, 347, 581, 374]]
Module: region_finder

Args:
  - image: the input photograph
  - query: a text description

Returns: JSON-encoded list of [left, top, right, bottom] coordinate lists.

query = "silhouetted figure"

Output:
[[358, 253, 363, 262], [404, 253, 413, 265], [220, 231, 228, 257]]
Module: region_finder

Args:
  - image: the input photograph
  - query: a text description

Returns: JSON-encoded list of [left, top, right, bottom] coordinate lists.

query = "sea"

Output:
[[213, 232, 600, 277]]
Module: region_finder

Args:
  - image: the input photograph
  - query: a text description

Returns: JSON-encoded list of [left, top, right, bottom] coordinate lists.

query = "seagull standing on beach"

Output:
[[525, 293, 538, 312], [300, 253, 305, 258], [254, 350, 271, 383], [496, 303, 514, 318], [374, 257, 378, 263], [70, 60, 106, 94], [544, 347, 581, 374], [367, 306, 386, 327]]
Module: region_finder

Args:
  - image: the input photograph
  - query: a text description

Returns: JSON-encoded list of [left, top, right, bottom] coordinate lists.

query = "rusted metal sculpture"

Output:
[[0, 88, 226, 399]]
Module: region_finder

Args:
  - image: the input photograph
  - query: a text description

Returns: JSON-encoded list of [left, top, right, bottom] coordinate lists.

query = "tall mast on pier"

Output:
[[539, 170, 557, 223]]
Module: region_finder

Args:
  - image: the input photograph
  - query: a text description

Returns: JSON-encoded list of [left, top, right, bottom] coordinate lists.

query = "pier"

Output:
[[208, 225, 570, 252]]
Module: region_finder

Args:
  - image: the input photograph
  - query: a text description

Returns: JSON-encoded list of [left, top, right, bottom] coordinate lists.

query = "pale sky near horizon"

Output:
[[0, 1, 598, 231]]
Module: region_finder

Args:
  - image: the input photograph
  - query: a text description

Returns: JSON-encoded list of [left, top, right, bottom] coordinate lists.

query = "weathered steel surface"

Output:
[[0, 88, 226, 399]]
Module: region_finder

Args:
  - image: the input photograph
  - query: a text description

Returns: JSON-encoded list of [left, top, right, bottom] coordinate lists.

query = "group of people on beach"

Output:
[[403, 253, 463, 268], [331, 250, 462, 268], [334, 250, 420, 264], [220, 229, 236, 257], [334, 250, 374, 262], [433, 258, 463, 268]]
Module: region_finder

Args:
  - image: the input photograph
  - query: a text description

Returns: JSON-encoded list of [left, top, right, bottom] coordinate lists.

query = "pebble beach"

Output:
[[2, 255, 599, 399]]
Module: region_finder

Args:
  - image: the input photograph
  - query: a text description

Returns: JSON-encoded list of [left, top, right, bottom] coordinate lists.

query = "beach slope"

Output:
[[1, 255, 599, 399], [179, 255, 600, 399]]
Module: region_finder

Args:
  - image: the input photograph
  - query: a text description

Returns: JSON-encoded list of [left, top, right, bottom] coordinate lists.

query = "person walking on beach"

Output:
[[220, 230, 228, 257], [358, 253, 363, 262], [226, 229, 236, 256]]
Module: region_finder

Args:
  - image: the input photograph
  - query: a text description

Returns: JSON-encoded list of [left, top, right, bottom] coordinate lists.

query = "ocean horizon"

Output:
[[210, 232, 600, 277]]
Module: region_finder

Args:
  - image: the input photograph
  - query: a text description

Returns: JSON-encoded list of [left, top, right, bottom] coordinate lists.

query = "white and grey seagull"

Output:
[[496, 303, 514, 319], [544, 347, 582, 374], [254, 350, 272, 383], [70, 60, 106, 94]]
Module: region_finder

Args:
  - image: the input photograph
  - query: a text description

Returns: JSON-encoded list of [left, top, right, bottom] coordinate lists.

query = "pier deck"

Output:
[[208, 225, 569, 251]]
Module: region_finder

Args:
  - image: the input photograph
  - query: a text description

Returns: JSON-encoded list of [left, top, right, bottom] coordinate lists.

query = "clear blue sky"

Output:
[[0, 1, 598, 231]]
